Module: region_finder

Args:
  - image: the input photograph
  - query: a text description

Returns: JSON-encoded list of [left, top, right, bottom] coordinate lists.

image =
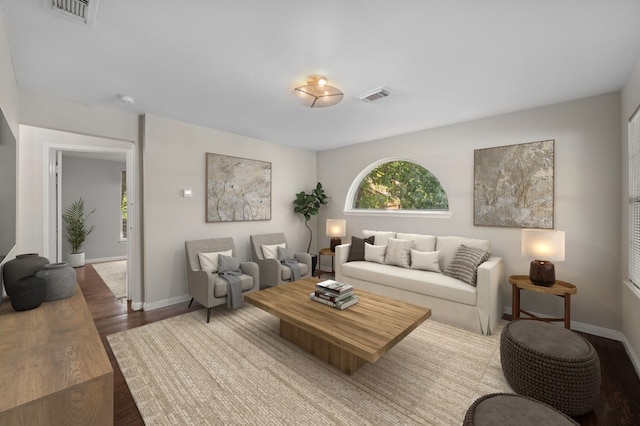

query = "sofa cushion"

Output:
[[213, 273, 255, 297], [347, 236, 375, 262], [341, 261, 477, 306], [436, 236, 491, 272], [411, 249, 441, 272], [363, 230, 396, 246], [396, 233, 437, 252], [262, 243, 286, 260], [384, 238, 412, 268], [198, 249, 233, 272], [281, 263, 309, 281], [364, 243, 387, 264], [443, 245, 491, 286]]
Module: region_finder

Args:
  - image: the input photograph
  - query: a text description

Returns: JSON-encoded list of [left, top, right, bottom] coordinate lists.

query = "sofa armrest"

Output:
[[295, 252, 312, 276], [240, 261, 260, 292], [334, 243, 351, 281], [476, 256, 504, 335], [254, 257, 281, 288], [187, 268, 214, 307]]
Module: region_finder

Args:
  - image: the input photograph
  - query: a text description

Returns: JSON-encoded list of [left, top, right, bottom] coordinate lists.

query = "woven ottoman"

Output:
[[500, 320, 600, 416], [464, 393, 579, 425]]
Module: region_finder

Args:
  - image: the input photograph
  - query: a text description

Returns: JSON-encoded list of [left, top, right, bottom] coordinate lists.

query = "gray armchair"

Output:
[[249, 233, 312, 288], [185, 237, 259, 322]]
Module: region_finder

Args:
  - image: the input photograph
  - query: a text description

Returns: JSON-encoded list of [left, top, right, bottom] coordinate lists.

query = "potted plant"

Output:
[[293, 183, 329, 274], [62, 197, 95, 267]]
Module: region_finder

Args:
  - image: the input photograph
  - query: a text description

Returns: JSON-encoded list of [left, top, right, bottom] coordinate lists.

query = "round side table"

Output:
[[509, 275, 577, 329], [316, 248, 335, 278]]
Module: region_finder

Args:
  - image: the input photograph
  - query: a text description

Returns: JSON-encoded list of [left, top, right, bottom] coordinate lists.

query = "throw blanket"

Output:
[[281, 259, 301, 281], [218, 270, 244, 309]]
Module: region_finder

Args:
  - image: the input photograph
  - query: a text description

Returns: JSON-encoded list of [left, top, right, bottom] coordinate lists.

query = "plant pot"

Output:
[[36, 262, 76, 301], [2, 253, 50, 289], [67, 252, 85, 268], [5, 275, 45, 311]]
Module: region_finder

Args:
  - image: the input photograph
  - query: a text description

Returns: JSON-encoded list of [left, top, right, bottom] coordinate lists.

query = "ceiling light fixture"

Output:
[[118, 94, 135, 105], [292, 75, 343, 108]]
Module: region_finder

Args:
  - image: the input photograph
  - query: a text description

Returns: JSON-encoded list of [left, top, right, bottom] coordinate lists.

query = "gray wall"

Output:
[[317, 92, 621, 334], [61, 155, 127, 261]]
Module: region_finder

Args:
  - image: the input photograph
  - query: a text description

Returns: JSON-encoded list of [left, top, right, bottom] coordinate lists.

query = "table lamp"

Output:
[[326, 219, 346, 252], [521, 229, 565, 286]]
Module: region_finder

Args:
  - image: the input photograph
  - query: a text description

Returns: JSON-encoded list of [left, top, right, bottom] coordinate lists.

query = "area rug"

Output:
[[93, 260, 127, 299], [107, 305, 512, 425]]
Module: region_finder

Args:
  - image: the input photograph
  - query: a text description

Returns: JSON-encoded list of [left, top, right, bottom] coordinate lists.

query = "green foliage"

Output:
[[293, 183, 329, 253], [62, 197, 96, 253], [354, 161, 449, 210]]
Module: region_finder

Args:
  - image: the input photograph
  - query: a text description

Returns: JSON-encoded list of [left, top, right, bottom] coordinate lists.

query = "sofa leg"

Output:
[[207, 308, 212, 323], [188, 298, 194, 308]]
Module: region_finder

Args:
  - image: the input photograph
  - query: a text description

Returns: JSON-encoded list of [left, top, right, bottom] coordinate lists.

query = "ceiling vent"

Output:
[[49, 0, 98, 26], [356, 86, 393, 103]]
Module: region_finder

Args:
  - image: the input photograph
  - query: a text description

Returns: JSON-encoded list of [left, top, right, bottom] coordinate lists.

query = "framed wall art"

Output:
[[206, 153, 271, 222], [474, 140, 554, 229]]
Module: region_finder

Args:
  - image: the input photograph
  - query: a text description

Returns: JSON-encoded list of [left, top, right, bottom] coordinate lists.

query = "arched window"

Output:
[[345, 159, 450, 218]]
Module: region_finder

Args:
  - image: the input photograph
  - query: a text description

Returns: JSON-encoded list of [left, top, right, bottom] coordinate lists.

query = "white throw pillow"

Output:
[[262, 243, 286, 260], [384, 238, 412, 268], [364, 242, 387, 264], [410, 249, 441, 272], [363, 230, 396, 246], [198, 249, 233, 273]]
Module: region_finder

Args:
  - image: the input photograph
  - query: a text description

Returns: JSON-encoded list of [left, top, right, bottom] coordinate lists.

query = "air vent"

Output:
[[50, 0, 98, 26], [356, 86, 393, 103]]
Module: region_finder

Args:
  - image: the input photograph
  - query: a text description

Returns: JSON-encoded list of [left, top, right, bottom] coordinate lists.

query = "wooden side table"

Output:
[[316, 247, 335, 278], [509, 275, 577, 329]]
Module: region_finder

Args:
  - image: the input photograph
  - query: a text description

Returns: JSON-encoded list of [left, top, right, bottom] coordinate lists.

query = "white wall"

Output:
[[142, 114, 317, 309], [318, 92, 622, 335], [621, 55, 640, 371]]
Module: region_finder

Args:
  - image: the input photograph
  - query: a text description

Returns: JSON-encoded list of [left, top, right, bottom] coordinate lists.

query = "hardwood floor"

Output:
[[79, 264, 640, 425]]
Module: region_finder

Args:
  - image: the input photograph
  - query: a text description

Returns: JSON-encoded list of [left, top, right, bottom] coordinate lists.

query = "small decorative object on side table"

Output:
[[316, 248, 336, 278], [509, 275, 577, 329]]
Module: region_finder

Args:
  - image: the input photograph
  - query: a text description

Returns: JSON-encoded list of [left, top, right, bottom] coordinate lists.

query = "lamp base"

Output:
[[330, 237, 341, 252], [529, 260, 556, 286]]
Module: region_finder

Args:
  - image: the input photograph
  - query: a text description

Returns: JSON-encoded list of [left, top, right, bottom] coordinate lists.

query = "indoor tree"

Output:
[[293, 182, 329, 253]]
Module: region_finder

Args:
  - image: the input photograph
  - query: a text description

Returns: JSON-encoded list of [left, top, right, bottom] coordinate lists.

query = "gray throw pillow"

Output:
[[277, 246, 295, 261], [218, 255, 241, 273], [384, 238, 412, 268], [443, 245, 490, 286], [347, 236, 375, 262]]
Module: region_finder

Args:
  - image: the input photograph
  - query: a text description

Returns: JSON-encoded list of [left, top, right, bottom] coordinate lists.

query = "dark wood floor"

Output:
[[79, 264, 640, 425]]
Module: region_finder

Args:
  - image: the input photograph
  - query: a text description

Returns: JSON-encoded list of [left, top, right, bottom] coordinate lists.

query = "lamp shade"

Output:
[[326, 219, 346, 237], [521, 229, 565, 261]]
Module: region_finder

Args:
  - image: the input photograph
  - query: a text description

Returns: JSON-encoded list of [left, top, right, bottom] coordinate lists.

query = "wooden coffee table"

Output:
[[244, 277, 431, 374]]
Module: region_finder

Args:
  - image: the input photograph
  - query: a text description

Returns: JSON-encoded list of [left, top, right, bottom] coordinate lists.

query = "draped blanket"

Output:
[[218, 270, 244, 309], [280, 259, 301, 281]]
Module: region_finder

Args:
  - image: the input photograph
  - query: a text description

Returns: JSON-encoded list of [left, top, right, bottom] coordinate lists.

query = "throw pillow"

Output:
[[364, 242, 387, 264], [347, 236, 375, 262], [384, 238, 412, 268], [262, 243, 286, 260], [218, 255, 241, 273], [443, 245, 490, 286], [410, 249, 441, 272], [363, 230, 396, 246], [198, 249, 233, 273], [277, 246, 295, 261]]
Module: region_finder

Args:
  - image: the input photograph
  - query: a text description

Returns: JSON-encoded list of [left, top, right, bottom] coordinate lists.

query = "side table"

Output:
[[316, 247, 335, 278], [509, 275, 577, 329]]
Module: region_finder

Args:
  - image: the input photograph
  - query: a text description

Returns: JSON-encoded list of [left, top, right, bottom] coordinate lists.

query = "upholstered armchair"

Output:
[[185, 237, 259, 322], [249, 233, 312, 288]]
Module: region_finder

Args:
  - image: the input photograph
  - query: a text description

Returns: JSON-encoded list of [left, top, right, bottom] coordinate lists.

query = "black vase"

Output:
[[2, 253, 50, 290], [5, 275, 46, 311]]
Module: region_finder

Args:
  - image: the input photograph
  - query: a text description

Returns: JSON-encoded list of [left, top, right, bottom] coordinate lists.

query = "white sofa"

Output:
[[335, 231, 504, 335]]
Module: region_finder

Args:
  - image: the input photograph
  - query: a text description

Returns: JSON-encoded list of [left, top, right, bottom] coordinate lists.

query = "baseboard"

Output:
[[86, 255, 127, 264], [143, 294, 191, 311], [130, 301, 143, 311], [502, 306, 623, 341]]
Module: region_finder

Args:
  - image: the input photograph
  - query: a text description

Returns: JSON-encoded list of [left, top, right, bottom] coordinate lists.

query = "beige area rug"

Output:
[[107, 305, 512, 425], [93, 260, 127, 299]]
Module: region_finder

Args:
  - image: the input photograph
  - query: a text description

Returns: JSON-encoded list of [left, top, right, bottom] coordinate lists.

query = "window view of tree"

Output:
[[354, 160, 448, 210]]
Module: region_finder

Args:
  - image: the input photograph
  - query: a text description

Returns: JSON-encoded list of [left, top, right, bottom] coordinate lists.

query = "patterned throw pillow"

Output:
[[218, 255, 241, 273], [277, 246, 295, 261], [347, 236, 375, 262], [198, 249, 233, 272], [364, 242, 387, 264], [384, 238, 412, 268], [443, 245, 490, 286], [410, 249, 441, 272]]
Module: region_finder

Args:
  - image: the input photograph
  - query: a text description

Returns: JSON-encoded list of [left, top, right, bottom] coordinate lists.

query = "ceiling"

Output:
[[2, 1, 640, 152]]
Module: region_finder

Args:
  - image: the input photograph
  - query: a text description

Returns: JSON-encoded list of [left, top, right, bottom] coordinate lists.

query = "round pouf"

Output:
[[36, 262, 77, 301], [4, 275, 46, 311], [2, 253, 49, 289], [500, 320, 600, 416], [463, 393, 579, 425]]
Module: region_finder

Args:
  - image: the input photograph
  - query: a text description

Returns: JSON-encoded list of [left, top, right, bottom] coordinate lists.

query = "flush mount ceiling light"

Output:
[[292, 75, 343, 108]]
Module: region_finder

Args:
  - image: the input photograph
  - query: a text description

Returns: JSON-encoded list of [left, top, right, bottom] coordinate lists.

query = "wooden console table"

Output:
[[0, 285, 113, 425], [509, 275, 577, 329]]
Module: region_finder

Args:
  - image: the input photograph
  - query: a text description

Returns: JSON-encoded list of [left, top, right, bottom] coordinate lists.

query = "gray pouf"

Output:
[[36, 262, 77, 301], [463, 393, 579, 425], [500, 320, 600, 416]]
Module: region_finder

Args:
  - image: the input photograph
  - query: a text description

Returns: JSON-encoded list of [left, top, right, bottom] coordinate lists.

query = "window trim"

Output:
[[628, 104, 640, 289], [344, 157, 452, 218]]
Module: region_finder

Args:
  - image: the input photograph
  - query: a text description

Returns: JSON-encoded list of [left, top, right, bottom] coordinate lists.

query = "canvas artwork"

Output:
[[474, 140, 554, 228], [206, 153, 271, 222]]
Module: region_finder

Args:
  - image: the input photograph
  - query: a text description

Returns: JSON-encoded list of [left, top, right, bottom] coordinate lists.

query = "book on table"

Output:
[[309, 292, 359, 310], [313, 288, 354, 302], [316, 279, 353, 295]]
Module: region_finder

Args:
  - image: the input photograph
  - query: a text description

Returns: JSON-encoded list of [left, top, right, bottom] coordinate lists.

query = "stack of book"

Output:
[[310, 279, 359, 310]]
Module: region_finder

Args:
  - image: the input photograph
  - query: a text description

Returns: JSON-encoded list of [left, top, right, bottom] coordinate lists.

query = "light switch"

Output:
[[183, 189, 193, 198]]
